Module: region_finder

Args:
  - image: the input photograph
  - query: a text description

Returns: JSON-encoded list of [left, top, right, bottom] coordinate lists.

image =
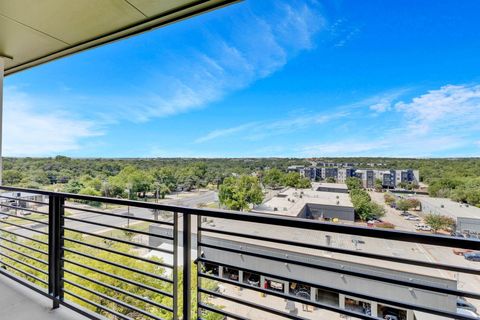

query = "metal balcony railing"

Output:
[[0, 185, 479, 320]]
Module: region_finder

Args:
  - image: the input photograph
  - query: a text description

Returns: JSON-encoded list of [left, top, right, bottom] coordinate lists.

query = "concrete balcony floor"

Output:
[[0, 275, 87, 320]]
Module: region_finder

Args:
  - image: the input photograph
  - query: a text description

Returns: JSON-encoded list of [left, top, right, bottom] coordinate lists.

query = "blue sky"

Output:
[[4, 0, 480, 158]]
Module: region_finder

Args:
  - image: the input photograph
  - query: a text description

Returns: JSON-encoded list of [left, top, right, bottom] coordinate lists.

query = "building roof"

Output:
[[416, 195, 480, 220], [1, 0, 239, 75], [253, 187, 353, 217], [313, 182, 349, 190]]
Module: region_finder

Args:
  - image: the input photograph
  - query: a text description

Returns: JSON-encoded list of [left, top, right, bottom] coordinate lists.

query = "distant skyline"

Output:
[[4, 0, 480, 158]]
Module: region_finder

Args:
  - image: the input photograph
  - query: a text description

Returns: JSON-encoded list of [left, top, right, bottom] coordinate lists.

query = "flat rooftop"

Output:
[[416, 195, 480, 220], [313, 182, 349, 190], [253, 187, 353, 217]]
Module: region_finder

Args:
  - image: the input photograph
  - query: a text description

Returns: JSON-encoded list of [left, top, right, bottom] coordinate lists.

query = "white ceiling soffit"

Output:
[[0, 0, 240, 76]]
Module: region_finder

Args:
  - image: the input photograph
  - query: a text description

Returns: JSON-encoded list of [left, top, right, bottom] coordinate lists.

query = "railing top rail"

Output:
[[1, 185, 479, 250]]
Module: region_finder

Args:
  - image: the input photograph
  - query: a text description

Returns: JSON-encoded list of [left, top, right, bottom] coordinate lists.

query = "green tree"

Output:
[[219, 175, 264, 211], [396, 199, 411, 212], [263, 168, 284, 189], [424, 214, 455, 233], [109, 166, 153, 199], [384, 193, 395, 205], [3, 170, 24, 185], [374, 178, 383, 192], [346, 177, 362, 190], [281, 172, 312, 189]]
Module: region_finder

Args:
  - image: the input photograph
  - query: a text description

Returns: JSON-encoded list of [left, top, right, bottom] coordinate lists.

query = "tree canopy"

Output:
[[218, 175, 264, 211]]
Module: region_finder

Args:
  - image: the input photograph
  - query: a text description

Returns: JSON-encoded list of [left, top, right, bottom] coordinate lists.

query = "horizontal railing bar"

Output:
[[63, 289, 134, 320], [0, 244, 48, 265], [0, 211, 49, 225], [62, 258, 173, 298], [0, 235, 48, 255], [200, 287, 310, 320], [0, 219, 48, 235], [63, 205, 175, 226], [64, 279, 167, 320], [63, 248, 173, 284], [0, 203, 48, 215], [198, 303, 249, 320], [199, 243, 480, 300], [199, 267, 474, 320], [2, 185, 478, 250], [63, 236, 173, 269], [0, 229, 48, 245], [198, 272, 376, 320], [0, 259, 48, 285], [64, 205, 173, 226], [201, 227, 480, 276], [64, 215, 174, 240], [0, 194, 48, 205], [63, 226, 174, 254], [64, 269, 173, 313], [0, 252, 48, 275]]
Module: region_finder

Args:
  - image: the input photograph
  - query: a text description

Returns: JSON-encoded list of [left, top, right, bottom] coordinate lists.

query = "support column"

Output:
[[0, 57, 4, 186]]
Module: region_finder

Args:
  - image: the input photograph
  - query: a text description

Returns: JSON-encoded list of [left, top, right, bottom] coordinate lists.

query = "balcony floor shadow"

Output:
[[0, 275, 88, 320]]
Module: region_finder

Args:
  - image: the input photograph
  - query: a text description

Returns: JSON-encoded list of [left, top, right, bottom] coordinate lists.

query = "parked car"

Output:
[[416, 225, 432, 232], [453, 249, 474, 256], [406, 216, 421, 221], [457, 297, 477, 313], [464, 252, 480, 262], [457, 307, 479, 319], [451, 231, 465, 238]]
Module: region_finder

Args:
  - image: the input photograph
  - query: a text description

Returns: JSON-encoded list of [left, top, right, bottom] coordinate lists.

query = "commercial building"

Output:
[[253, 186, 355, 222], [149, 220, 458, 320]]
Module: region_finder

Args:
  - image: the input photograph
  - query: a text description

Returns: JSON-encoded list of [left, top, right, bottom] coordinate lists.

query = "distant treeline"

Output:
[[3, 156, 480, 206]]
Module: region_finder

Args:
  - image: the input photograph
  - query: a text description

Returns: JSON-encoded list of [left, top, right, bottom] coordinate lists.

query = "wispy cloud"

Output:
[[3, 87, 102, 156], [195, 111, 349, 143], [107, 0, 327, 122], [299, 84, 480, 157], [195, 122, 258, 143]]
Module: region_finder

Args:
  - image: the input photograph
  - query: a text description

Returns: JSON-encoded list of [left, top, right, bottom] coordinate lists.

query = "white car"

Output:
[[457, 308, 479, 319], [406, 216, 421, 221]]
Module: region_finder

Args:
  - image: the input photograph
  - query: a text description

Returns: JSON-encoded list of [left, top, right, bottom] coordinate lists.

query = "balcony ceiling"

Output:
[[0, 0, 238, 76]]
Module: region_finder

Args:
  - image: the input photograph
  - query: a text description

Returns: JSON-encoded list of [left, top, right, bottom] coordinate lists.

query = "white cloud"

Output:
[[299, 84, 480, 157], [3, 88, 102, 156], [395, 84, 480, 135], [113, 1, 326, 122]]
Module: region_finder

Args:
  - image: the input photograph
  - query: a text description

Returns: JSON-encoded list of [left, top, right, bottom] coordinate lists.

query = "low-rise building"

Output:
[[253, 187, 355, 222]]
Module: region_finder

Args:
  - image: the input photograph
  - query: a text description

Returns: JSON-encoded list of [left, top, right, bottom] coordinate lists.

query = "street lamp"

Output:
[[125, 182, 133, 228]]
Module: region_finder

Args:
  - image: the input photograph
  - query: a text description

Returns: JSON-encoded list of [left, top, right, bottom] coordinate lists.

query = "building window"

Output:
[[264, 278, 284, 292], [315, 288, 339, 307], [378, 304, 407, 320], [243, 272, 260, 287], [201, 263, 219, 276], [289, 282, 311, 300], [222, 267, 239, 281], [345, 297, 372, 316]]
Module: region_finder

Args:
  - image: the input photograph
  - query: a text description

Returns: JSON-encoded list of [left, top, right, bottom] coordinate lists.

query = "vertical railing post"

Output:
[[182, 213, 191, 320], [48, 194, 64, 309], [196, 214, 202, 320], [173, 212, 179, 320]]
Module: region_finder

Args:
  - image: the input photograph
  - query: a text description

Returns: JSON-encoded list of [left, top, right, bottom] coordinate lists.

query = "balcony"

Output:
[[0, 185, 479, 320]]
